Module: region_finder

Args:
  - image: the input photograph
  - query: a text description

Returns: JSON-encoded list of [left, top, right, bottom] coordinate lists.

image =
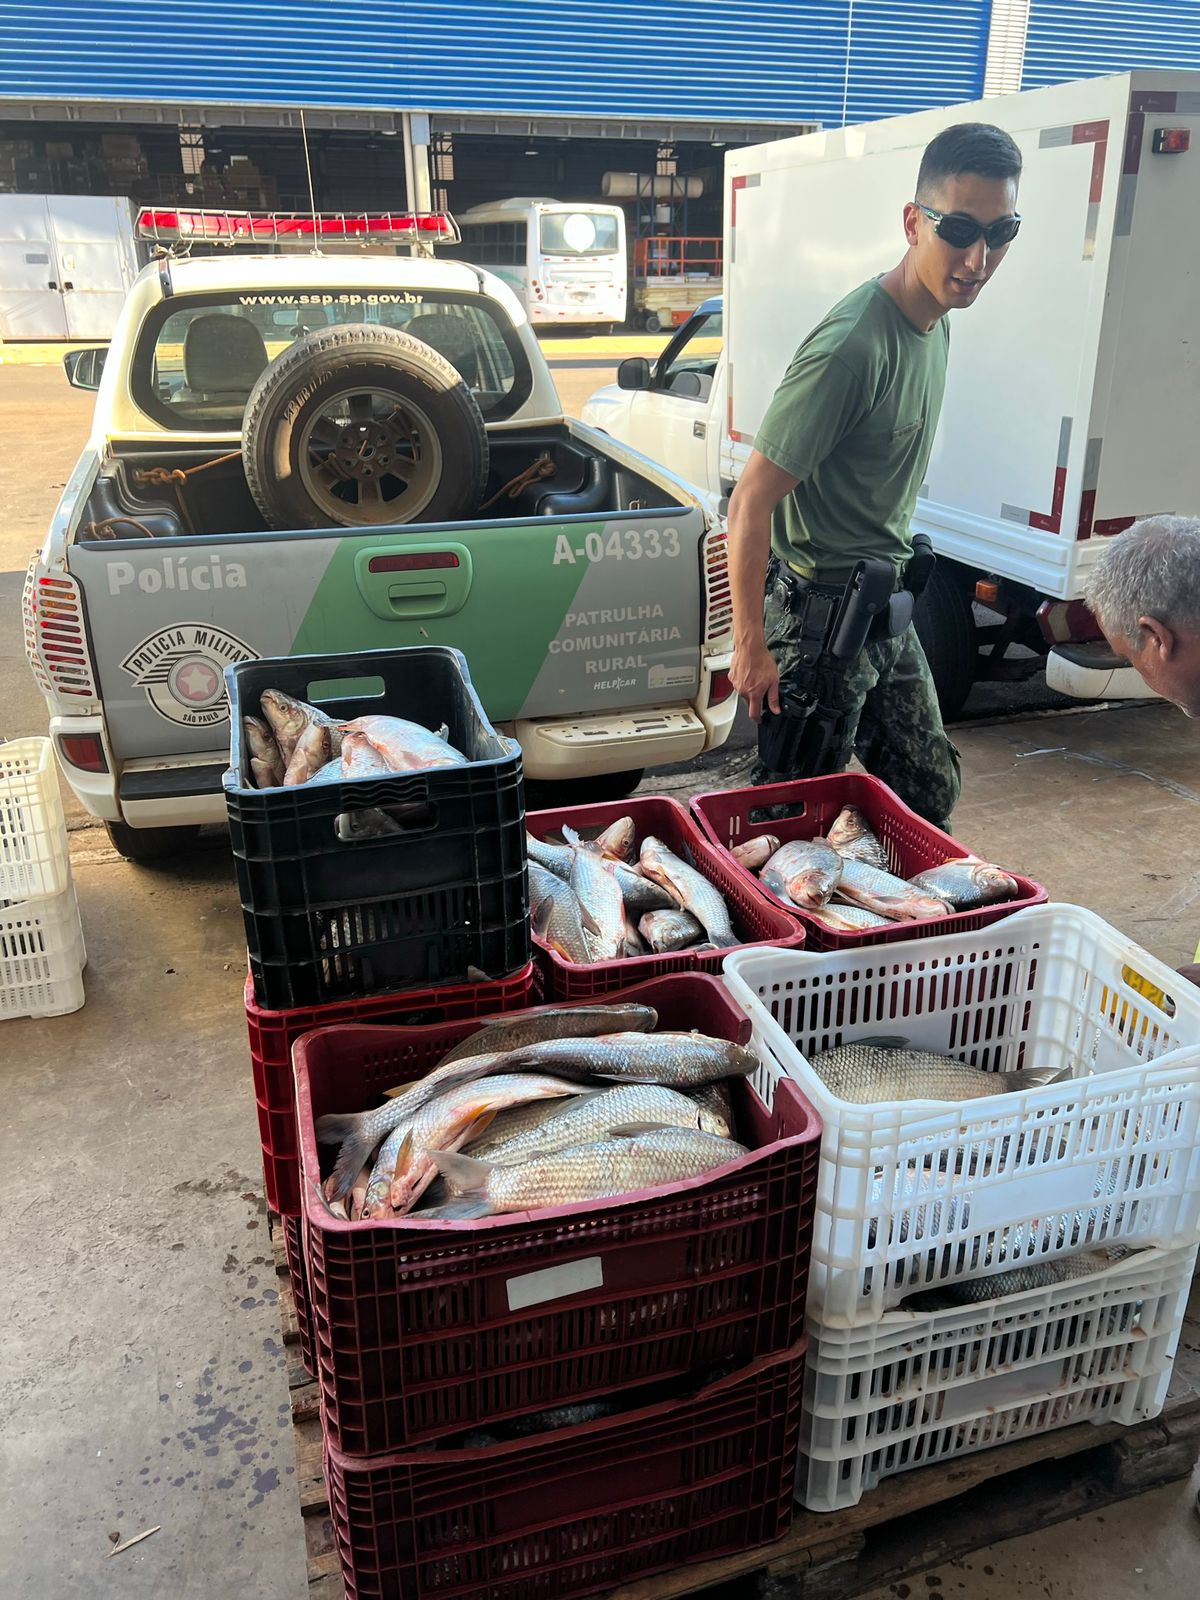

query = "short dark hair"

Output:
[[916, 123, 1022, 200]]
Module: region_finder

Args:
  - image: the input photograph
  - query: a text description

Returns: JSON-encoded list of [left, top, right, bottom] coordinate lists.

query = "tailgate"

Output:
[[67, 507, 706, 759]]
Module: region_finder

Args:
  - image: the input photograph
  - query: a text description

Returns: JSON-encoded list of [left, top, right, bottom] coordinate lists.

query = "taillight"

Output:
[[707, 669, 734, 707], [23, 559, 97, 700], [701, 528, 732, 645], [57, 733, 108, 773]]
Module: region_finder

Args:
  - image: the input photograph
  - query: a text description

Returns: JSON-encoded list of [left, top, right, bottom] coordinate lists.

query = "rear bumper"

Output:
[[50, 714, 227, 828], [1045, 643, 1160, 702]]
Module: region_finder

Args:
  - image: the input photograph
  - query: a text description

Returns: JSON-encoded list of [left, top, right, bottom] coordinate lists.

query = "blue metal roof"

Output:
[[0, 1, 992, 124], [1022, 1, 1200, 89]]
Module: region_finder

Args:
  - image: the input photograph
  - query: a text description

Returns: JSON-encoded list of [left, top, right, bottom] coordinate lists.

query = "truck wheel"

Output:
[[644, 312, 666, 334], [104, 821, 200, 863], [242, 324, 489, 530], [913, 562, 978, 722]]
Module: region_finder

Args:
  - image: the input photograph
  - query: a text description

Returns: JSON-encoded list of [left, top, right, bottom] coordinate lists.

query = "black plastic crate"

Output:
[[224, 647, 530, 1008]]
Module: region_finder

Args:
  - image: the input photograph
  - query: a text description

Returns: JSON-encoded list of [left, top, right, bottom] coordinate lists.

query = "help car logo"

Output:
[[121, 624, 257, 728]]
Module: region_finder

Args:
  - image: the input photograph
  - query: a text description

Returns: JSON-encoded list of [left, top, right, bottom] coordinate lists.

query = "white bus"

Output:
[[450, 198, 626, 330]]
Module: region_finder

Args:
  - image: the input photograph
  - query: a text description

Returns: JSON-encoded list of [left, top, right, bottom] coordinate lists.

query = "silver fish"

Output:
[[462, 1097, 580, 1158], [909, 860, 1021, 909], [806, 900, 892, 933], [563, 825, 626, 960], [479, 1083, 729, 1167], [809, 1036, 1070, 1105], [526, 833, 575, 879], [761, 839, 842, 909], [686, 1079, 734, 1139], [244, 715, 285, 787], [902, 1251, 1111, 1309], [730, 835, 780, 872], [283, 719, 332, 785], [436, 1001, 659, 1070], [431, 1126, 750, 1216], [639, 836, 737, 948], [260, 688, 342, 764], [638, 908, 705, 953], [603, 858, 679, 914], [529, 859, 600, 964], [621, 913, 645, 958], [341, 714, 466, 772], [462, 1400, 617, 1446], [502, 1030, 758, 1088], [835, 857, 951, 922], [827, 805, 890, 872], [385, 1072, 581, 1216], [340, 731, 392, 778], [573, 816, 637, 862]]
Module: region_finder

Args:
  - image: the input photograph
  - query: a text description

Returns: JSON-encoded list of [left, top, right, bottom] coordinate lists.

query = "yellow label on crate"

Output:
[[1120, 962, 1176, 1018]]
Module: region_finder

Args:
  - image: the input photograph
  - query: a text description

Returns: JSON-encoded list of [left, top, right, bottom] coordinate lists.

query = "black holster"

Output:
[[756, 536, 936, 780]]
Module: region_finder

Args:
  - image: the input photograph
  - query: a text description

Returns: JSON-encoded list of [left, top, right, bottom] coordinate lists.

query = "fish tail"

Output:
[[321, 1125, 374, 1203], [385, 1130, 416, 1212], [1006, 1066, 1075, 1091]]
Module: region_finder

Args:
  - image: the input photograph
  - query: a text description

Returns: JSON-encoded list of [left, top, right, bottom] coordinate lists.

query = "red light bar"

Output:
[[136, 208, 459, 245]]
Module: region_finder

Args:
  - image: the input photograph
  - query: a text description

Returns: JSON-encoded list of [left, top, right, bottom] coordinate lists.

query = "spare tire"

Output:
[[242, 323, 489, 530]]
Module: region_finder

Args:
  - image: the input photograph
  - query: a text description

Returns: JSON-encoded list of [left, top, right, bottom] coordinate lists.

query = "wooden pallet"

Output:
[[272, 1227, 1200, 1600]]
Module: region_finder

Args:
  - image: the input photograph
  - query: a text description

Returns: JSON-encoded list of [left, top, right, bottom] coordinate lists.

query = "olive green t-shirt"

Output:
[[754, 279, 949, 584]]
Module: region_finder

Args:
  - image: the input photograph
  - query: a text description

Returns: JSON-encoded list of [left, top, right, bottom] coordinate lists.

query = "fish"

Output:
[[431, 1126, 750, 1216], [336, 807, 404, 840], [902, 1251, 1111, 1310], [526, 833, 575, 879], [283, 719, 332, 785], [316, 1051, 514, 1202], [385, 1072, 581, 1216], [835, 858, 951, 922], [686, 1079, 734, 1139], [730, 835, 780, 872], [476, 1082, 731, 1168], [347, 1160, 375, 1222], [639, 836, 737, 948], [909, 860, 1021, 909], [502, 1030, 759, 1088], [588, 816, 637, 862], [434, 1001, 659, 1071], [827, 805, 890, 872], [806, 900, 893, 933], [461, 1097, 580, 1158], [260, 688, 342, 764], [310, 756, 347, 785], [342, 714, 466, 772], [461, 1400, 618, 1446], [340, 731, 392, 778], [760, 839, 842, 909], [638, 908, 705, 953], [602, 858, 679, 914], [529, 860, 601, 964], [621, 914, 645, 958], [809, 1036, 1072, 1105], [563, 826, 626, 960], [244, 715, 284, 787]]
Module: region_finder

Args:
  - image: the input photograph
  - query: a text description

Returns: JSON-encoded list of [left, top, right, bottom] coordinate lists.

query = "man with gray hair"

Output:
[[1084, 515, 1200, 718]]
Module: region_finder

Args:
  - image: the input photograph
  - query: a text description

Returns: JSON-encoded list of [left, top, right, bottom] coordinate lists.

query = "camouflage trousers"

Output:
[[749, 566, 961, 830]]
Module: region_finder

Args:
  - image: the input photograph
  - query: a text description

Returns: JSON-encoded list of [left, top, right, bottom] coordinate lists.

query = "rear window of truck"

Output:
[[132, 289, 532, 429]]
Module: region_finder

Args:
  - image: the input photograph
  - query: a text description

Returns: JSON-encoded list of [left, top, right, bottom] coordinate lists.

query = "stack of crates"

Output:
[[724, 903, 1200, 1511], [290, 973, 824, 1599], [224, 648, 536, 1372], [0, 737, 86, 1021]]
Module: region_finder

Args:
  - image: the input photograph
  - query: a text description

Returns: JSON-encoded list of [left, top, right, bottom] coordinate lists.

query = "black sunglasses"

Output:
[[915, 203, 1022, 250]]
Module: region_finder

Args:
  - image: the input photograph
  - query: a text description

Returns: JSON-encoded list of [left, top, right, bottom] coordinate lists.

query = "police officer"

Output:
[[728, 122, 1024, 829]]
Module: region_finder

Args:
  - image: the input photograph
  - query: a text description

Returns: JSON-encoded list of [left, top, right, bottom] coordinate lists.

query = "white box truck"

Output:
[[583, 71, 1200, 715]]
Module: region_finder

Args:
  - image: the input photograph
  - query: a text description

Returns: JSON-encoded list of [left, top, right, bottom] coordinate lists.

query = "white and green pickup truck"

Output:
[[23, 210, 734, 860]]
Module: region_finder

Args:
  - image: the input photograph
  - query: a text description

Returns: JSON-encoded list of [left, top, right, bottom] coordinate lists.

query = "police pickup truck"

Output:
[[24, 208, 734, 860]]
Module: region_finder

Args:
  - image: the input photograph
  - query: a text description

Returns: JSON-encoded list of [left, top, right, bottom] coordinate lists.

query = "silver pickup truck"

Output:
[[24, 210, 735, 859]]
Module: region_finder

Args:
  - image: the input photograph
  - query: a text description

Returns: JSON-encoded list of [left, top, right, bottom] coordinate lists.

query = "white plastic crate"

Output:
[[0, 737, 70, 904], [723, 906, 1200, 1326], [0, 880, 86, 1019], [797, 1240, 1197, 1511]]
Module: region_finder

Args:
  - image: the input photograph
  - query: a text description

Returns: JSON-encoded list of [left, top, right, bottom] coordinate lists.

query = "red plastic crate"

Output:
[[245, 963, 537, 1215], [525, 794, 805, 999], [281, 1214, 315, 1378], [294, 974, 821, 1455], [325, 1342, 805, 1600], [690, 773, 1046, 951]]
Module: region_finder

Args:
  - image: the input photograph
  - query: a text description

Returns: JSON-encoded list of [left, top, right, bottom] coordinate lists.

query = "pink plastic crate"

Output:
[[691, 773, 1045, 949], [526, 793, 805, 998]]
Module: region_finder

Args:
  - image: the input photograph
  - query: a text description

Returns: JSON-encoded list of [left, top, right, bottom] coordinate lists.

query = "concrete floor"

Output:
[[1, 362, 1199, 1596]]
